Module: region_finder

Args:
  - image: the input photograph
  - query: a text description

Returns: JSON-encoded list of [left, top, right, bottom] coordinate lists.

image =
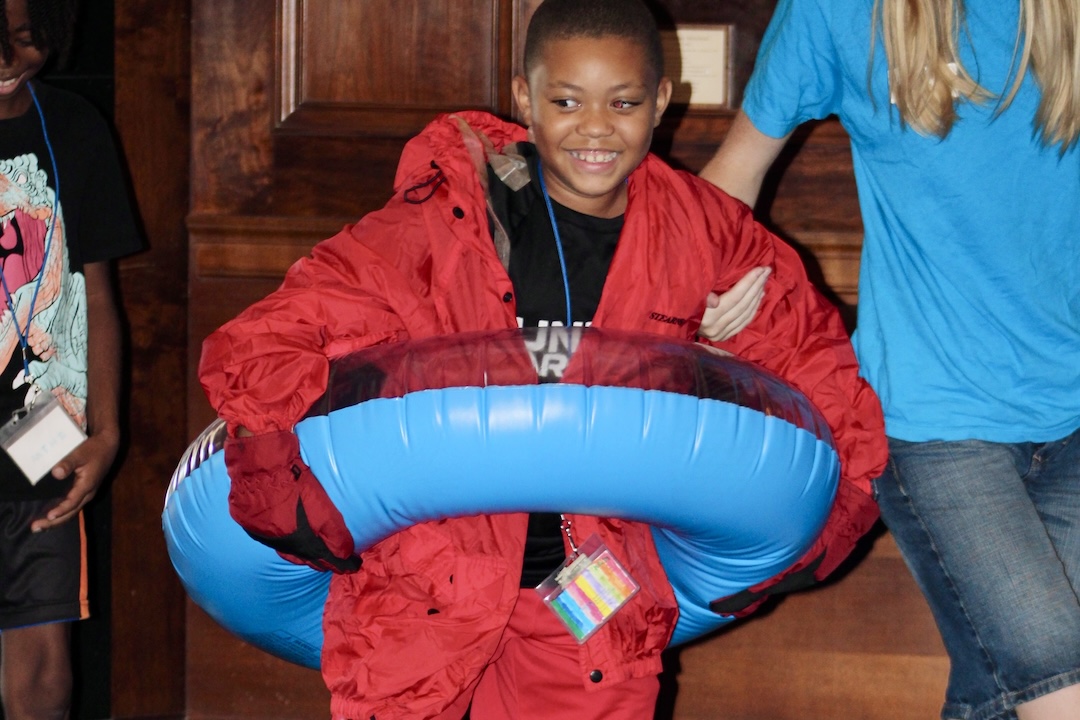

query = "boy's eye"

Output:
[[13, 34, 36, 49], [553, 98, 580, 109], [612, 99, 642, 110]]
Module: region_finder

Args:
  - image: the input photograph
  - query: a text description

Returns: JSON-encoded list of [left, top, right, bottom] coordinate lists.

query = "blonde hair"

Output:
[[873, 0, 1080, 148]]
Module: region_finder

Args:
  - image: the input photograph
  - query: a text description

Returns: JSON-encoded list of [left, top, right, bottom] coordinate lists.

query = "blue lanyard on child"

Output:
[[535, 161, 573, 328], [535, 161, 579, 549], [1, 82, 60, 387]]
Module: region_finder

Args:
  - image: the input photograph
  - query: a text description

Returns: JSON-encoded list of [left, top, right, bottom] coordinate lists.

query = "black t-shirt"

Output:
[[0, 82, 141, 500], [487, 144, 623, 587]]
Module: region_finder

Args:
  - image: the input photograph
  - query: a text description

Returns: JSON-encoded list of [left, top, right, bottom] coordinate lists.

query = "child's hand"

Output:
[[698, 267, 770, 342], [31, 428, 120, 532]]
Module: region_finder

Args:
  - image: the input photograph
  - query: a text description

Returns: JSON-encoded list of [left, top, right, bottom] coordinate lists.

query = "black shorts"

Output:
[[0, 500, 88, 631]]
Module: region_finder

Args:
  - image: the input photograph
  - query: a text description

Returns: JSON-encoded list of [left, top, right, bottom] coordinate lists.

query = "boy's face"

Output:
[[512, 35, 671, 218], [0, 0, 49, 119]]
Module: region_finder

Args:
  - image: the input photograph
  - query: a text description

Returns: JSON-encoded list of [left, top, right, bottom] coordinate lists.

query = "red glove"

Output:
[[224, 429, 361, 573]]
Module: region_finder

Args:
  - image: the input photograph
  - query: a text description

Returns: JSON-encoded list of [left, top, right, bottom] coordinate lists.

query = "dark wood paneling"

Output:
[[278, 0, 508, 137], [291, 2, 498, 106], [186, 607, 329, 720], [190, 0, 276, 217], [191, 0, 513, 222], [670, 534, 947, 720], [112, 0, 191, 717]]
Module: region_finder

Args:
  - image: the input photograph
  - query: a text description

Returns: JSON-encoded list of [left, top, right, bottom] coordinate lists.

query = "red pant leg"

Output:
[[468, 590, 659, 720]]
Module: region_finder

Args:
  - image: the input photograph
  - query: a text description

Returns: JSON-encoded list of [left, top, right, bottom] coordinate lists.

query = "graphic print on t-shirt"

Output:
[[0, 152, 88, 429], [517, 320, 588, 382]]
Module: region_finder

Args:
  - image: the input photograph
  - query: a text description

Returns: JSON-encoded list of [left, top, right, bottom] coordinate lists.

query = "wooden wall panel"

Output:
[[186, 606, 328, 720], [279, 0, 506, 137], [668, 533, 947, 719], [111, 0, 190, 717], [191, 0, 512, 222]]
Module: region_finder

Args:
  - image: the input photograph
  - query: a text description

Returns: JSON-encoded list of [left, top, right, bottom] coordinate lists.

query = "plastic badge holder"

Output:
[[0, 393, 87, 484], [535, 533, 640, 643]]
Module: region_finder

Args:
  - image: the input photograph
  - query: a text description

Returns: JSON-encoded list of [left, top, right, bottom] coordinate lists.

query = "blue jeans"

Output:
[[874, 430, 1080, 720]]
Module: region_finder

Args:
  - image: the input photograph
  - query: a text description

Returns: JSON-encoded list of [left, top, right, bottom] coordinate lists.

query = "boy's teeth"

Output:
[[572, 150, 616, 163]]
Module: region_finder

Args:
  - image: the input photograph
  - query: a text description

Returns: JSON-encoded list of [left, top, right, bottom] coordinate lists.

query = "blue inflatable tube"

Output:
[[163, 327, 839, 669]]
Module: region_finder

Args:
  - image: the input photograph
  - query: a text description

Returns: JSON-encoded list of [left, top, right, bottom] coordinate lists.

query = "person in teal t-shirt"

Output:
[[700, 1, 1080, 718]]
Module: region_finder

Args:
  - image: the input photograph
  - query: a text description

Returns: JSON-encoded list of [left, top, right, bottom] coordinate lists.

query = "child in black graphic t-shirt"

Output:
[[0, 2, 141, 718]]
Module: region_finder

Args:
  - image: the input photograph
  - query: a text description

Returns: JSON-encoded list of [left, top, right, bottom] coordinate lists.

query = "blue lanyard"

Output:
[[0, 82, 60, 384], [535, 161, 573, 328]]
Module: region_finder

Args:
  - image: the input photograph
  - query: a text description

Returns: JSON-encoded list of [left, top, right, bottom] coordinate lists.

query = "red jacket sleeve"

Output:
[[702, 194, 887, 584], [716, 218, 885, 497], [198, 213, 439, 436]]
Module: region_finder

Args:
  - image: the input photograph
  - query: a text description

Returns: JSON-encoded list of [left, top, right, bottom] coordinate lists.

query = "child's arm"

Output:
[[199, 222, 431, 437], [30, 261, 122, 532], [199, 217, 437, 571]]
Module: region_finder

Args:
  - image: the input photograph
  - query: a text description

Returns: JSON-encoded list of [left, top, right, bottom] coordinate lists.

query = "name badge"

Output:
[[535, 534, 639, 643], [0, 393, 86, 484]]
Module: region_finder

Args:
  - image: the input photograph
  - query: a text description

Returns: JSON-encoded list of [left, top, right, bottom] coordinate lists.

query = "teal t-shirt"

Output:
[[742, 0, 1080, 442]]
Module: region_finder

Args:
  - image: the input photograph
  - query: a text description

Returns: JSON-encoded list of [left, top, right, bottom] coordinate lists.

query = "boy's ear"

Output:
[[653, 76, 673, 127], [511, 75, 533, 127]]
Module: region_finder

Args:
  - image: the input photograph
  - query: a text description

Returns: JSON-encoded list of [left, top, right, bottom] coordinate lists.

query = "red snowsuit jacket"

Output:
[[199, 111, 887, 720]]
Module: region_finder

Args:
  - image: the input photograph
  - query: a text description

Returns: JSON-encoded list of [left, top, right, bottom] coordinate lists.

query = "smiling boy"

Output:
[[512, 31, 671, 219], [200, 1, 886, 718]]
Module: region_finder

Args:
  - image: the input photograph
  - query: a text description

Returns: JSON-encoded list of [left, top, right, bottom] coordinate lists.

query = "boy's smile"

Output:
[[0, 0, 48, 119], [513, 35, 671, 219]]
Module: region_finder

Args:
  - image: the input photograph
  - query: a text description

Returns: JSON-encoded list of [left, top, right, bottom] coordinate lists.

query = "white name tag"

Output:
[[0, 394, 87, 484]]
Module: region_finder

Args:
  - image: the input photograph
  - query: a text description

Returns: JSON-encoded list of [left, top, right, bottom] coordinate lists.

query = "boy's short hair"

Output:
[[524, 0, 664, 83], [0, 0, 78, 66]]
